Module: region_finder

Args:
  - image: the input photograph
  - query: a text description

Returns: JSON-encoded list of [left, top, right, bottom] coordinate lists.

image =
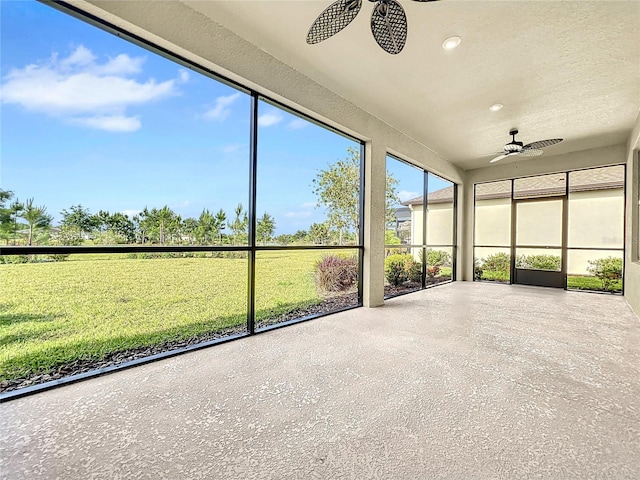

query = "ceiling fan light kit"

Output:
[[489, 129, 563, 164], [307, 0, 440, 55]]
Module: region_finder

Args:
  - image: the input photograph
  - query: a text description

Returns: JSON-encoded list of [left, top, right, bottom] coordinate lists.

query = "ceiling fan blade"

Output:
[[371, 0, 407, 54], [522, 138, 563, 150], [518, 148, 544, 157], [307, 0, 362, 45], [489, 154, 510, 164]]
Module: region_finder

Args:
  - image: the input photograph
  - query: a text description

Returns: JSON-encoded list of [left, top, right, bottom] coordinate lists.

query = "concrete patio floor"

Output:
[[1, 282, 639, 479]]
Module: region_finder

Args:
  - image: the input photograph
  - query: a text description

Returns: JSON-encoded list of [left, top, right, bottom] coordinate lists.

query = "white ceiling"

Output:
[[181, 0, 638, 170]]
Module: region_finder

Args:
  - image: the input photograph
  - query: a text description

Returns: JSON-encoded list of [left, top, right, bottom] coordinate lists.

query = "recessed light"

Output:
[[489, 103, 504, 112], [442, 36, 461, 50]]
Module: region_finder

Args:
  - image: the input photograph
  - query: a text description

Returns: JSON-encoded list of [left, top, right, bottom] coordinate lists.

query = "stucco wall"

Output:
[[407, 203, 455, 247], [624, 112, 640, 318]]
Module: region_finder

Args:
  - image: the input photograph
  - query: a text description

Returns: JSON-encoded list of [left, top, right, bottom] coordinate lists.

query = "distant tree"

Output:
[[228, 203, 248, 245], [256, 212, 276, 245], [21, 198, 52, 246], [0, 189, 15, 244], [9, 198, 24, 245], [292, 229, 308, 243], [60, 205, 96, 238], [213, 208, 227, 244], [309, 222, 331, 245], [92, 210, 136, 244], [138, 206, 179, 245], [313, 146, 400, 244], [385, 230, 401, 245], [274, 233, 293, 246], [182, 217, 198, 244], [197, 209, 214, 244]]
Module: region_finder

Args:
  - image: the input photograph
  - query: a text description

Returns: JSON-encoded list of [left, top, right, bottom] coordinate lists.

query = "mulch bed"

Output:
[[2, 282, 451, 394], [1, 292, 360, 394]]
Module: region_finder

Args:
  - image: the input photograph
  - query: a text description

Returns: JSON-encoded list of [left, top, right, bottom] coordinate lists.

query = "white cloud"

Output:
[[222, 143, 245, 153], [284, 201, 316, 218], [0, 45, 179, 132], [71, 115, 141, 132], [121, 209, 142, 218], [398, 190, 421, 202], [284, 210, 313, 219], [258, 111, 283, 127], [287, 118, 308, 130], [203, 92, 240, 121], [178, 69, 190, 83]]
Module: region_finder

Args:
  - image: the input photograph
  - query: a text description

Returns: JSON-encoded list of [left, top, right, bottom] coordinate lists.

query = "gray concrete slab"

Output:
[[1, 282, 639, 479]]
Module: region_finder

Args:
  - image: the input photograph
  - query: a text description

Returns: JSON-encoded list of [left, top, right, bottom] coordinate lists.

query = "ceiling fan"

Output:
[[306, 0, 440, 55], [490, 129, 563, 163]]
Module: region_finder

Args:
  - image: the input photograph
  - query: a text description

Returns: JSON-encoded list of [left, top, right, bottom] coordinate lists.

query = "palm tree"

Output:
[[21, 198, 52, 246]]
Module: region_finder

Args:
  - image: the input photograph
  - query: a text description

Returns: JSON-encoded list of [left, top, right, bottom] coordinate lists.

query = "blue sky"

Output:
[[1, 0, 450, 235]]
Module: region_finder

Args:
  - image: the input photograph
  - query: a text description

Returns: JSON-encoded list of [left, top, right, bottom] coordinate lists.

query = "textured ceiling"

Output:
[[181, 0, 638, 170]]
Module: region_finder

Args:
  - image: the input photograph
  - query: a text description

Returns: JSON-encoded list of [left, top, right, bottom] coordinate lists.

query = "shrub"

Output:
[[384, 253, 422, 285], [473, 259, 483, 280], [406, 257, 422, 283], [0, 255, 30, 264], [426, 265, 440, 278], [516, 254, 561, 271], [384, 254, 410, 286], [587, 256, 623, 291], [47, 254, 70, 262], [426, 249, 451, 267], [314, 254, 358, 292], [481, 252, 510, 273]]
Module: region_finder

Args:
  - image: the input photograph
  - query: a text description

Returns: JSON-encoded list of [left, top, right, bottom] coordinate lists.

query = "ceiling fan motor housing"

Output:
[[505, 141, 523, 153], [505, 128, 523, 153]]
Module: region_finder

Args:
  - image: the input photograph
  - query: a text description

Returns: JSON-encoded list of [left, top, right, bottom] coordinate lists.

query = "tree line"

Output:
[[0, 148, 400, 248]]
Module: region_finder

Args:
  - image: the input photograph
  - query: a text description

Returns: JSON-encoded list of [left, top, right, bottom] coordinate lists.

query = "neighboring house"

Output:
[[403, 167, 625, 274], [402, 186, 455, 250]]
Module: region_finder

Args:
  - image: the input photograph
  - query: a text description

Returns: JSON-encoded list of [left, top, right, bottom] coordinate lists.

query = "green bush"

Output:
[[314, 254, 358, 292], [516, 254, 561, 271], [426, 249, 451, 267], [385, 254, 410, 286], [406, 258, 422, 283], [385, 253, 423, 285], [0, 255, 31, 264], [473, 259, 483, 280], [481, 252, 510, 272], [587, 256, 623, 291]]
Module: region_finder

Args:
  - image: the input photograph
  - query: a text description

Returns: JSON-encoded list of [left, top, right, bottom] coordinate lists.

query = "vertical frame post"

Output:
[[247, 93, 259, 334]]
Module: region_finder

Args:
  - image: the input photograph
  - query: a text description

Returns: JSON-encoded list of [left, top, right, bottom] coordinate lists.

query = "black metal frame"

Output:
[[512, 195, 566, 289], [383, 155, 458, 299], [473, 165, 626, 294], [1, 1, 366, 402]]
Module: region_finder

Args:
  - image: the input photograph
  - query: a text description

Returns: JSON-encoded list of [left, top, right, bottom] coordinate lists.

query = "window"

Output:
[[0, 1, 363, 394], [474, 180, 512, 283], [385, 155, 457, 298]]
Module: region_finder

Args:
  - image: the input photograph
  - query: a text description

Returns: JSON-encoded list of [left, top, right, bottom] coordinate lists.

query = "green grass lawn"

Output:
[[1, 251, 355, 382], [479, 270, 510, 282], [567, 275, 622, 293]]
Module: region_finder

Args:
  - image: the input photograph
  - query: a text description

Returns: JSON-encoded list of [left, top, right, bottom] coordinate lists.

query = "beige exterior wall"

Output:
[[474, 198, 511, 246], [407, 203, 454, 247], [624, 112, 640, 318], [464, 188, 624, 275]]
